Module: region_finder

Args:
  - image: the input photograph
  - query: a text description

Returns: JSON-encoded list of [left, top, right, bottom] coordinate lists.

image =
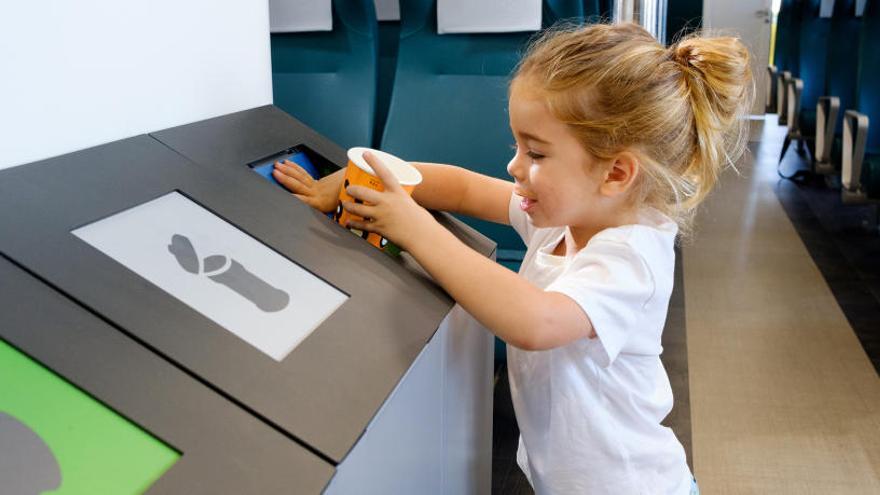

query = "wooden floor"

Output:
[[684, 117, 880, 493]]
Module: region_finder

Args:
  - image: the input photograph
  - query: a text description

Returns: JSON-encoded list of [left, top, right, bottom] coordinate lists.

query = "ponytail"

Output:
[[671, 36, 753, 210]]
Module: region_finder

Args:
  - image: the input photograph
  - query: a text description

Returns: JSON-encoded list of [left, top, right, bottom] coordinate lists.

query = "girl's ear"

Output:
[[600, 151, 640, 197]]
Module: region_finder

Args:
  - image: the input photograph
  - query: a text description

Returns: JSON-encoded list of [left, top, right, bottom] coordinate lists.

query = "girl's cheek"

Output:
[[528, 165, 541, 185]]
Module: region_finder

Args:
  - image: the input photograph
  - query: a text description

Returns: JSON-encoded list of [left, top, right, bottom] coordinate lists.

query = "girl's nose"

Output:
[[506, 154, 524, 182]]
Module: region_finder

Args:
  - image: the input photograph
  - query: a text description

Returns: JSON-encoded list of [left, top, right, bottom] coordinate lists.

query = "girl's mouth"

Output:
[[520, 196, 538, 212]]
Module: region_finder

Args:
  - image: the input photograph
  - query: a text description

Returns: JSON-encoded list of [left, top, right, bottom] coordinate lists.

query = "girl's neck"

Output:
[[563, 208, 641, 254]]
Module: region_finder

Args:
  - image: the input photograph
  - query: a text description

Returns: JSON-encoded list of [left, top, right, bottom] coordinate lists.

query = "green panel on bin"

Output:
[[0, 339, 179, 495]]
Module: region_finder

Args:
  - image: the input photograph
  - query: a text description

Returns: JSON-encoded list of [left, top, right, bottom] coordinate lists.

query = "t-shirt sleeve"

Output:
[[508, 191, 537, 245], [545, 240, 655, 368]]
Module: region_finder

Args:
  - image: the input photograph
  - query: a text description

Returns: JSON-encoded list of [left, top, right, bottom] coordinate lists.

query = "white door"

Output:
[[702, 0, 773, 115]]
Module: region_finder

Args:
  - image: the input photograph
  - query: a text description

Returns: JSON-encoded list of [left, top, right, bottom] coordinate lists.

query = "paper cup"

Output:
[[334, 147, 422, 251]]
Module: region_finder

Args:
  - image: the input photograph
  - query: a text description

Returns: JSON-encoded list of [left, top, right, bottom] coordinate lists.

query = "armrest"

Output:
[[815, 96, 840, 164], [778, 71, 792, 125], [842, 110, 870, 192], [787, 78, 803, 133], [766, 65, 778, 112]]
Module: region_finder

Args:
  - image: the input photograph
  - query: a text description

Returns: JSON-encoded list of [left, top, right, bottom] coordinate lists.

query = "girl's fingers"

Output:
[[276, 160, 313, 184], [346, 185, 383, 203], [362, 152, 403, 193], [295, 194, 337, 214], [272, 169, 309, 194], [345, 219, 374, 232], [287, 162, 315, 184], [341, 200, 375, 219]]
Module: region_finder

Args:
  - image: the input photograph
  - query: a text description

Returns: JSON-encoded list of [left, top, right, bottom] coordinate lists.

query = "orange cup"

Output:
[[334, 147, 422, 251]]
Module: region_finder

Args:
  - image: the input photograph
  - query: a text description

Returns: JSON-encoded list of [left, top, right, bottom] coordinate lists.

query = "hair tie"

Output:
[[672, 44, 697, 69]]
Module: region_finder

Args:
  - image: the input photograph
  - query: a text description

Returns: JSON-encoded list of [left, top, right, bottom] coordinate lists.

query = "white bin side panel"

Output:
[[323, 305, 493, 494]]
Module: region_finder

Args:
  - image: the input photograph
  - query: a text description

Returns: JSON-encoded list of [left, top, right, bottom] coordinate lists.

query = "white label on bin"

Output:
[[72, 192, 347, 361]]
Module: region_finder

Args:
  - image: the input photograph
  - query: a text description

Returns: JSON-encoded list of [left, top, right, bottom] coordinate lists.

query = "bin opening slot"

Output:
[[248, 145, 339, 190]]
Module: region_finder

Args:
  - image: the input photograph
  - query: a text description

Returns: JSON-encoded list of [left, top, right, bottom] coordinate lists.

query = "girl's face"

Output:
[[506, 81, 612, 234]]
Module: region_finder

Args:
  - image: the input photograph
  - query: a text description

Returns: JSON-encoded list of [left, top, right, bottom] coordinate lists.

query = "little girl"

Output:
[[275, 22, 752, 495]]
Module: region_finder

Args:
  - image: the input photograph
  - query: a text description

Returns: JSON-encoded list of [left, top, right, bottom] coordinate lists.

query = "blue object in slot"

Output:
[[252, 150, 320, 190], [252, 150, 335, 219]]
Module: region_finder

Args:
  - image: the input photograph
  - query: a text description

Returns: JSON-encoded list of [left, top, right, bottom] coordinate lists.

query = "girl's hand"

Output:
[[342, 152, 438, 250], [273, 160, 343, 213]]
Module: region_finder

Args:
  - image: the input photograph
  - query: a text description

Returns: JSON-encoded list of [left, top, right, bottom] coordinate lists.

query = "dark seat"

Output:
[[779, 0, 830, 164], [271, 0, 378, 150], [813, 0, 862, 172], [773, 0, 803, 126], [840, 0, 880, 202]]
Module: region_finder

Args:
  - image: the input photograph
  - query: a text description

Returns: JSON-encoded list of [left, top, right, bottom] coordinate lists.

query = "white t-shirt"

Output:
[[507, 192, 692, 495]]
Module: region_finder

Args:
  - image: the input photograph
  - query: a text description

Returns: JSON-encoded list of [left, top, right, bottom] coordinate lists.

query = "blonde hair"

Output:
[[513, 22, 754, 236]]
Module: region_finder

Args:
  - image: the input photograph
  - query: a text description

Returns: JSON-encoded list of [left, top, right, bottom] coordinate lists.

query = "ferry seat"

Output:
[[270, 0, 378, 150], [773, 0, 803, 126], [773, 0, 802, 75], [780, 0, 830, 164], [814, 0, 862, 173], [380, 0, 585, 254], [815, 95, 841, 173], [840, 0, 880, 203], [840, 111, 871, 202]]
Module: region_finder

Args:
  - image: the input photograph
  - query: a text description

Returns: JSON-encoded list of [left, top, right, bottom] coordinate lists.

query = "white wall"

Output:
[[0, 0, 273, 170]]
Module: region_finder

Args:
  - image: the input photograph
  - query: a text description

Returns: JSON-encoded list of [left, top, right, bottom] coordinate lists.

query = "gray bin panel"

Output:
[[0, 131, 487, 463], [151, 105, 349, 178], [154, 105, 496, 494]]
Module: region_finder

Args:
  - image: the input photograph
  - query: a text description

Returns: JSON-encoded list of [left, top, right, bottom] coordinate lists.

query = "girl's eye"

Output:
[[511, 143, 544, 160]]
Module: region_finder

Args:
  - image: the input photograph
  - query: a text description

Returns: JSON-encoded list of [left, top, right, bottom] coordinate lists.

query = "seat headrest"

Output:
[[375, 0, 401, 21], [436, 0, 542, 34], [269, 0, 333, 33]]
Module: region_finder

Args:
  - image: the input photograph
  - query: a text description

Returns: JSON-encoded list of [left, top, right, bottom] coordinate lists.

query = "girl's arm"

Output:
[[407, 223, 596, 350], [410, 163, 513, 225], [343, 153, 596, 351], [273, 160, 513, 225]]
